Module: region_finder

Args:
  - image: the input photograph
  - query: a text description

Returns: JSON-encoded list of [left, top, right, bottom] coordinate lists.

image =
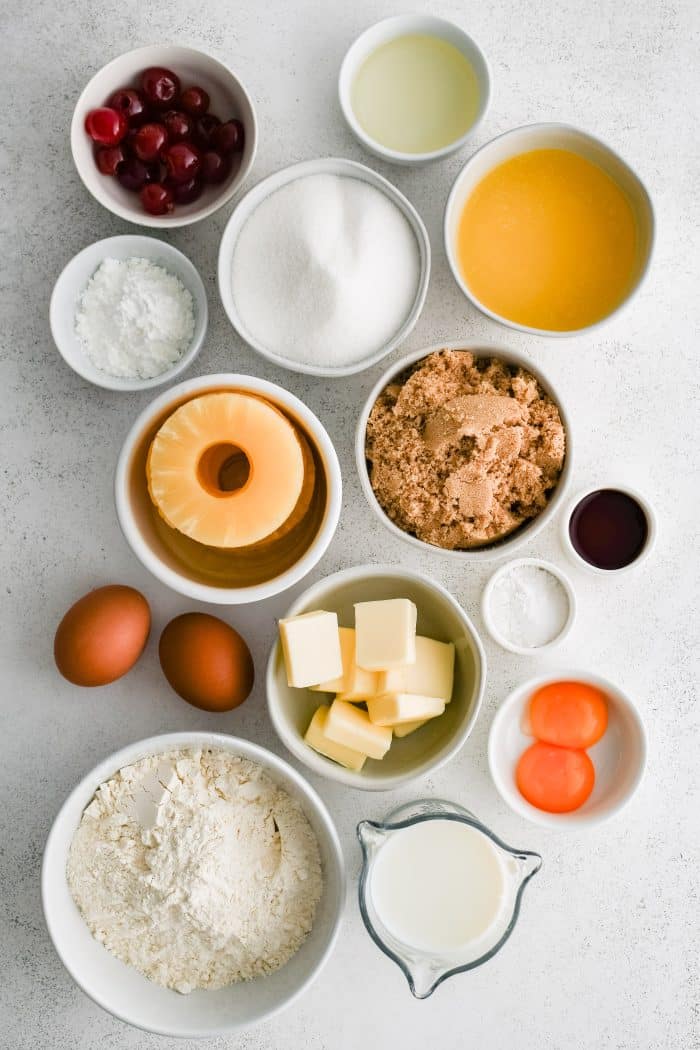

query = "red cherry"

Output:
[[132, 122, 168, 162], [163, 110, 193, 142], [192, 113, 221, 149], [211, 119, 244, 156], [95, 145, 126, 175], [116, 157, 152, 191], [201, 150, 231, 184], [180, 86, 210, 116], [85, 107, 128, 146], [141, 67, 180, 108], [167, 176, 204, 204], [140, 183, 174, 215], [108, 88, 148, 125], [162, 141, 201, 183]]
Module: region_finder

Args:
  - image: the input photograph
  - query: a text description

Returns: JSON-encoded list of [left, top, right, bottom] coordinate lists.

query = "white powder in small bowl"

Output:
[[231, 173, 420, 369], [75, 257, 195, 379], [487, 563, 571, 650]]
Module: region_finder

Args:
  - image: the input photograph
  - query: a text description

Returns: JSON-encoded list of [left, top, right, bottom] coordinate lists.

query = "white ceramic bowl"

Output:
[[115, 373, 342, 604], [338, 14, 490, 165], [266, 565, 486, 791], [481, 557, 576, 655], [560, 483, 657, 576], [71, 45, 257, 228], [42, 732, 345, 1038], [444, 123, 655, 336], [50, 235, 207, 391], [356, 341, 573, 560], [488, 672, 647, 830], [217, 157, 430, 377]]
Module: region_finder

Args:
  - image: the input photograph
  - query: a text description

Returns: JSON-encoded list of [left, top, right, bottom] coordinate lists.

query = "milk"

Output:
[[369, 819, 508, 953]]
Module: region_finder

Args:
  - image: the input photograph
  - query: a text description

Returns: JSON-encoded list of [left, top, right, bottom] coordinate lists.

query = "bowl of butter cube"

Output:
[[266, 564, 486, 790]]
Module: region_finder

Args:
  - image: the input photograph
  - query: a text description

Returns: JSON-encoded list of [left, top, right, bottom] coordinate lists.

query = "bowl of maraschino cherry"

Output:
[[71, 45, 257, 226]]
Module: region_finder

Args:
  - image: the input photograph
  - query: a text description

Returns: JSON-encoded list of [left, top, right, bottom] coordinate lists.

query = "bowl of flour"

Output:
[[50, 235, 208, 391], [42, 732, 345, 1037], [218, 157, 430, 377]]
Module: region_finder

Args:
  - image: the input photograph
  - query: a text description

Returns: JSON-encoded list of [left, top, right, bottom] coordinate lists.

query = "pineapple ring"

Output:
[[147, 392, 307, 549]]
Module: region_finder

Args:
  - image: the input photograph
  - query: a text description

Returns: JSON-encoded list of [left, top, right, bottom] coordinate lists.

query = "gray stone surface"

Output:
[[2, 1, 699, 1047]]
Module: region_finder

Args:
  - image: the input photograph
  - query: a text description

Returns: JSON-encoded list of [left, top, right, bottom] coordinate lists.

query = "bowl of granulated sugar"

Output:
[[218, 157, 430, 377], [50, 234, 208, 392]]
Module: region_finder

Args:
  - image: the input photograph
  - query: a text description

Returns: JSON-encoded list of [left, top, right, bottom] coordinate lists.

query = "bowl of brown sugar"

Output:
[[356, 343, 571, 559]]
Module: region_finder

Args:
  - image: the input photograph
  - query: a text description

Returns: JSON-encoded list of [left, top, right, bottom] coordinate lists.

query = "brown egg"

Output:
[[54, 585, 151, 687], [159, 612, 254, 712]]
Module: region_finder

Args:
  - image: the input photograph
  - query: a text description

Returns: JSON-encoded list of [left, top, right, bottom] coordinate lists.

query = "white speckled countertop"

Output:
[[2, 1, 699, 1047]]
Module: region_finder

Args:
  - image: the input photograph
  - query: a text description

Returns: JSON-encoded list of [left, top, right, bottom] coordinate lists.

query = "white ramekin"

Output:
[[481, 557, 577, 655], [266, 564, 486, 791], [115, 374, 342, 604], [355, 341, 573, 561], [444, 123, 655, 337], [42, 732, 345, 1037], [560, 483, 658, 575], [338, 14, 491, 166], [71, 45, 257, 228], [217, 157, 430, 377]]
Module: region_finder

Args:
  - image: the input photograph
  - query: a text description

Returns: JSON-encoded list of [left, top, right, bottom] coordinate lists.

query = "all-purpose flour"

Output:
[[75, 257, 195, 379], [67, 748, 323, 993]]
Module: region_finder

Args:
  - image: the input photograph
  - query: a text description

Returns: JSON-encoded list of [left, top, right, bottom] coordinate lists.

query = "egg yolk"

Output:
[[529, 681, 608, 750], [516, 742, 595, 813]]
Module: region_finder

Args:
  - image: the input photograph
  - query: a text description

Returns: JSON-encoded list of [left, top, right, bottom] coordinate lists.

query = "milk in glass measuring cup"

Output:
[[357, 799, 541, 997]]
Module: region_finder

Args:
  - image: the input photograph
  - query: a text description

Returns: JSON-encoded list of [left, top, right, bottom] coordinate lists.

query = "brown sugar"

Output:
[[365, 350, 566, 550]]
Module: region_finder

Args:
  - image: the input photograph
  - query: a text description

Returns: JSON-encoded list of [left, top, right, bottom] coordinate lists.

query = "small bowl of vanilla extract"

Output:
[[561, 484, 657, 575]]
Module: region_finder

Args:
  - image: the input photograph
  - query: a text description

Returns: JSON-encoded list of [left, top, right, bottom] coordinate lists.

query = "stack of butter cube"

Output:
[[278, 599, 455, 771]]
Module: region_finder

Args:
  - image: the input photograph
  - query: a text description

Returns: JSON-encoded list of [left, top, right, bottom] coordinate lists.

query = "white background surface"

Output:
[[2, 1, 699, 1048]]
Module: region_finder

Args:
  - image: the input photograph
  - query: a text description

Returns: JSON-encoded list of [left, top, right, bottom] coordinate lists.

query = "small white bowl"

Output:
[[355, 341, 573, 560], [338, 14, 490, 166], [560, 484, 657, 576], [115, 373, 342, 604], [266, 564, 486, 791], [217, 157, 430, 377], [444, 123, 655, 337], [481, 557, 576, 655], [488, 672, 647, 830], [42, 732, 345, 1038], [71, 45, 257, 228], [50, 235, 207, 391]]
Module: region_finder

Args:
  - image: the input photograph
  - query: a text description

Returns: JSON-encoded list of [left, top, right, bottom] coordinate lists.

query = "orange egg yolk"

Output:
[[529, 681, 608, 750], [516, 742, 595, 813]]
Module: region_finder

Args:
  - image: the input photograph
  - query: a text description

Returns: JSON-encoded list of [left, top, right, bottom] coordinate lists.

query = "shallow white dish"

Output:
[[488, 672, 647, 830], [560, 483, 658, 576], [42, 732, 345, 1038], [338, 14, 490, 166], [355, 341, 573, 561], [481, 557, 576, 655], [444, 123, 655, 337], [114, 373, 342, 604], [71, 45, 257, 228], [217, 157, 430, 377], [50, 235, 208, 391], [266, 564, 486, 791]]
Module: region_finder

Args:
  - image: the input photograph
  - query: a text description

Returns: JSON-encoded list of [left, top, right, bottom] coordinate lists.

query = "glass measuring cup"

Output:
[[357, 799, 542, 998]]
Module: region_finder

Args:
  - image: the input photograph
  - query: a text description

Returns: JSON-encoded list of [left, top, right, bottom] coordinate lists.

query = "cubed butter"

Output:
[[378, 636, 455, 701], [366, 693, 445, 727], [392, 719, 429, 738], [310, 626, 354, 693], [354, 598, 417, 671], [279, 611, 343, 688], [325, 700, 392, 760], [304, 706, 367, 772]]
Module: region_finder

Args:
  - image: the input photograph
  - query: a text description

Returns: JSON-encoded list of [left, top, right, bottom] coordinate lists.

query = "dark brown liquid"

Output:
[[569, 489, 648, 570], [129, 386, 328, 588]]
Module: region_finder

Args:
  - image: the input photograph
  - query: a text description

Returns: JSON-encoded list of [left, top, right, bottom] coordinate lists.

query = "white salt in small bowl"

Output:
[[217, 157, 430, 377], [481, 557, 576, 656], [50, 235, 208, 392]]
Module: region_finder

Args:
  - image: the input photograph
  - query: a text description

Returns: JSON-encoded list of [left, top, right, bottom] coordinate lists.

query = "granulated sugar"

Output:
[[231, 173, 420, 368]]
